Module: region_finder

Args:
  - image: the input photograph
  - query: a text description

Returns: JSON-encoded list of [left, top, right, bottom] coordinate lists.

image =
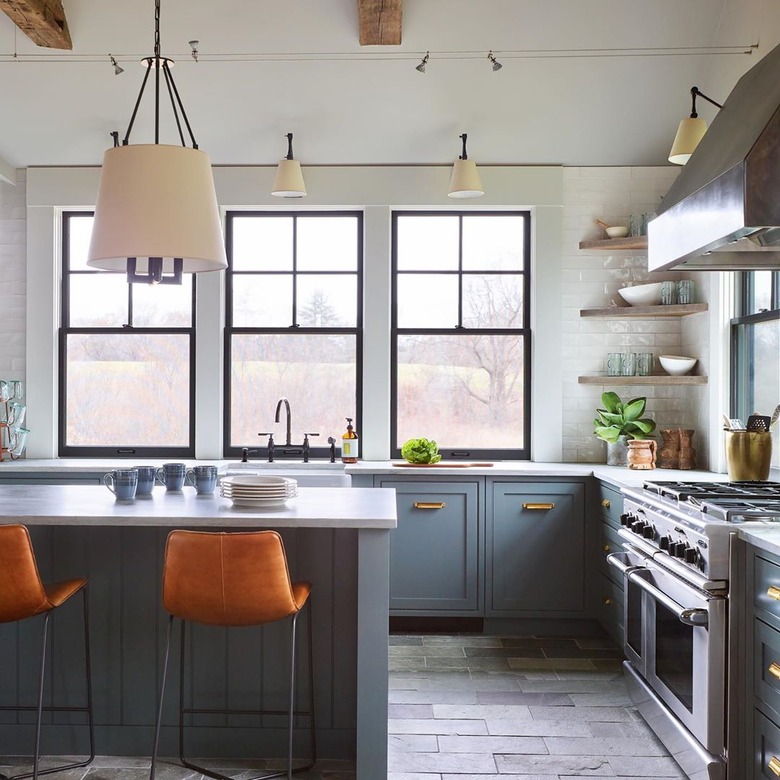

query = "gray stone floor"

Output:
[[1, 634, 685, 780], [387, 634, 685, 779]]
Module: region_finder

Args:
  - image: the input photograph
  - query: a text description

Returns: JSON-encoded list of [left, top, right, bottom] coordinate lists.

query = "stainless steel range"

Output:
[[608, 480, 780, 780]]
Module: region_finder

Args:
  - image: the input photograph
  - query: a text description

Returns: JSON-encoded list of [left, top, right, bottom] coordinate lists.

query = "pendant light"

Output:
[[448, 134, 484, 198], [668, 86, 723, 165], [271, 133, 307, 198], [87, 0, 226, 285]]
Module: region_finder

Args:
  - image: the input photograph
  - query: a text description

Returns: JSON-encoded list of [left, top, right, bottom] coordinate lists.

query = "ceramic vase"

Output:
[[627, 439, 657, 470], [657, 429, 681, 469], [678, 429, 696, 470], [606, 435, 629, 467]]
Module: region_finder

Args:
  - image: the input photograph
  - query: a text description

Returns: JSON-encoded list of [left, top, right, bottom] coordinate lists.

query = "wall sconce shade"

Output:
[[448, 134, 484, 198], [668, 86, 723, 165], [87, 144, 227, 274], [271, 133, 307, 198]]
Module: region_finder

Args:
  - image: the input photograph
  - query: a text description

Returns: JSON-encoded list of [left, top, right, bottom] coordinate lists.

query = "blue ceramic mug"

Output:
[[186, 465, 218, 495], [156, 462, 186, 491], [104, 469, 138, 500], [134, 466, 157, 496]]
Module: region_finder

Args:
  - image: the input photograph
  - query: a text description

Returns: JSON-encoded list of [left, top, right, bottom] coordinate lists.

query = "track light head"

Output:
[[487, 51, 502, 71], [415, 51, 429, 73], [109, 54, 124, 76], [189, 40, 199, 63]]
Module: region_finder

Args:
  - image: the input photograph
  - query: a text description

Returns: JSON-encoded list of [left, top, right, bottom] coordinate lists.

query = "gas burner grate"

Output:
[[643, 480, 780, 502], [699, 498, 780, 522]]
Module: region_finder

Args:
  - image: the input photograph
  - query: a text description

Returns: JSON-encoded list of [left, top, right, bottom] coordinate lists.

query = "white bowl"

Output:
[[659, 355, 697, 376], [617, 282, 663, 307], [606, 226, 629, 238]]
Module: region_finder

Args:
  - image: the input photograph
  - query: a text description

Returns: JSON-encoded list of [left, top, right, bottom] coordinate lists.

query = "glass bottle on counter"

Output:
[[341, 417, 359, 464]]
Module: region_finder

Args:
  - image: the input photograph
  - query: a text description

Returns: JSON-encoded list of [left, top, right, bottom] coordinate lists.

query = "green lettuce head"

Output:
[[401, 437, 442, 464]]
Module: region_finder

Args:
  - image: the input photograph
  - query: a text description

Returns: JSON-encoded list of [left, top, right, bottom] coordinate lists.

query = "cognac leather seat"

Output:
[[0, 524, 94, 780], [150, 529, 316, 780]]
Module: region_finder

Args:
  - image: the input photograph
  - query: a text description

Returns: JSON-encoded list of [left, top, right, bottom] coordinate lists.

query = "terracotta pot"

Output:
[[657, 429, 681, 469], [678, 429, 696, 470], [627, 439, 657, 470]]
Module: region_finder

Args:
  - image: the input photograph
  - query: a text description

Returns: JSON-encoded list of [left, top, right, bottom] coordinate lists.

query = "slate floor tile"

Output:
[[476, 691, 573, 706], [389, 753, 498, 774], [437, 735, 547, 754], [389, 703, 436, 718], [464, 647, 545, 659], [607, 755, 687, 776], [507, 658, 596, 671], [432, 704, 533, 721], [390, 690, 479, 705], [542, 646, 624, 659], [425, 657, 511, 670], [544, 736, 667, 757], [495, 754, 616, 775], [389, 718, 489, 736], [422, 636, 503, 647], [389, 734, 439, 753], [390, 646, 467, 657], [391, 657, 428, 671], [486, 718, 593, 737], [529, 705, 635, 722], [500, 637, 580, 649], [390, 636, 425, 646]]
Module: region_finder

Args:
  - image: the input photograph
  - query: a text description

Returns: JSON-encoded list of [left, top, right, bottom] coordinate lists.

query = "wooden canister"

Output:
[[628, 439, 657, 470], [725, 431, 772, 480]]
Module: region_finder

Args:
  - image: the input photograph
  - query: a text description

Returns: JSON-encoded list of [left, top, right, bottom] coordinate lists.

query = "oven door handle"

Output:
[[606, 551, 645, 576], [627, 569, 709, 627]]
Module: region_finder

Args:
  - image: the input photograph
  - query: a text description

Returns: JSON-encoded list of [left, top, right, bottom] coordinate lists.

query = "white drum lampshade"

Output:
[[87, 144, 227, 273], [448, 158, 484, 199], [668, 116, 708, 165]]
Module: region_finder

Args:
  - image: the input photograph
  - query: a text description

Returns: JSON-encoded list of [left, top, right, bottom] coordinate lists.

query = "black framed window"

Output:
[[224, 212, 362, 458], [731, 270, 780, 469], [59, 213, 196, 456], [391, 211, 531, 460]]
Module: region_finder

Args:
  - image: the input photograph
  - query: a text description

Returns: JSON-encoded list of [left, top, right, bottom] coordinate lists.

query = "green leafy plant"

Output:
[[593, 391, 656, 443], [401, 437, 442, 464]]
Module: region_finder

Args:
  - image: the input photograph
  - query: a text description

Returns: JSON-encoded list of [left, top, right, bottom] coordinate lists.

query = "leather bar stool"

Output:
[[0, 525, 94, 780], [150, 529, 316, 780]]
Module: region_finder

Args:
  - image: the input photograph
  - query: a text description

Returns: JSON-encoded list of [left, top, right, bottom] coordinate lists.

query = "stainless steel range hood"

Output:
[[648, 42, 780, 272]]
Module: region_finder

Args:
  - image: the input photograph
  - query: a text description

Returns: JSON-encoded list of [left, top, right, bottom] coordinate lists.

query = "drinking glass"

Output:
[[676, 280, 694, 305], [636, 353, 654, 376], [620, 352, 637, 377], [660, 281, 677, 305], [10, 381, 23, 400], [606, 352, 622, 377]]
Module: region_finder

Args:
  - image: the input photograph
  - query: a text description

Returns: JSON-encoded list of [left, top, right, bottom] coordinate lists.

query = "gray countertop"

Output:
[[739, 524, 780, 558], [0, 484, 397, 529]]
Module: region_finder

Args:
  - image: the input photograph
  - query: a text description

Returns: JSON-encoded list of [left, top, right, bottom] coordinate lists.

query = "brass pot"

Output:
[[724, 431, 772, 481]]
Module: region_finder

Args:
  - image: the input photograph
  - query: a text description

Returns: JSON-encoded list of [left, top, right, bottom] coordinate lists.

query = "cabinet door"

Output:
[[488, 481, 585, 615], [378, 479, 481, 614]]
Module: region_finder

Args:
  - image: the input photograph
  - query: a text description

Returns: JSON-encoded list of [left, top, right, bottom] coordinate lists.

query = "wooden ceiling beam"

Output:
[[358, 0, 402, 45], [0, 0, 72, 50]]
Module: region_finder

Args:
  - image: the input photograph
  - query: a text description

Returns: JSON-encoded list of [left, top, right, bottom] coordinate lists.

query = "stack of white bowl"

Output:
[[220, 475, 298, 507]]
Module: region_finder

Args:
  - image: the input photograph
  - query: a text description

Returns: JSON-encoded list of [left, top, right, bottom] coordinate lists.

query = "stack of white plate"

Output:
[[220, 475, 298, 507]]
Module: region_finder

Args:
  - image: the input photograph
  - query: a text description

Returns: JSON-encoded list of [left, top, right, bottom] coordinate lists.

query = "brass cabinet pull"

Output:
[[413, 501, 446, 510], [523, 502, 555, 510], [768, 586, 780, 602], [603, 544, 611, 552], [769, 756, 780, 776], [603, 597, 612, 606], [769, 662, 780, 681], [601, 499, 611, 508]]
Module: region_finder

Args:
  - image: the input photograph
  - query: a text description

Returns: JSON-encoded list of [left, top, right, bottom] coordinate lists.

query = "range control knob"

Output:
[[684, 547, 699, 564], [659, 535, 671, 551], [642, 524, 655, 540], [672, 541, 688, 558], [620, 513, 633, 527]]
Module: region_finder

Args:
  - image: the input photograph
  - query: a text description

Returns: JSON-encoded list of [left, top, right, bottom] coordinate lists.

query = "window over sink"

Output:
[[391, 211, 531, 460]]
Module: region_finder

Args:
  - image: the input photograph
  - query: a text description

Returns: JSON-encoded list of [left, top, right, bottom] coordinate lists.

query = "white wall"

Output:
[[0, 170, 26, 378]]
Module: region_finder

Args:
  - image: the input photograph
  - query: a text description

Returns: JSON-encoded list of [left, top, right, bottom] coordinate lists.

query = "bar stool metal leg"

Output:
[[150, 615, 175, 780]]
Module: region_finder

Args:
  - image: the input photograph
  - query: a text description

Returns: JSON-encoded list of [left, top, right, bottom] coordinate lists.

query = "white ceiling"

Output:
[[0, 0, 772, 169]]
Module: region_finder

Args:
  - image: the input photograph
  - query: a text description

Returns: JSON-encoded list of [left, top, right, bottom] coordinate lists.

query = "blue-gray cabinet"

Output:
[[376, 478, 481, 615], [487, 481, 585, 616], [594, 481, 625, 644]]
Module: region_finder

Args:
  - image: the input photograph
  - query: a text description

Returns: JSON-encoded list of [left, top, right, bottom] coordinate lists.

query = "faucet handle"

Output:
[[241, 447, 257, 463], [303, 432, 320, 441]]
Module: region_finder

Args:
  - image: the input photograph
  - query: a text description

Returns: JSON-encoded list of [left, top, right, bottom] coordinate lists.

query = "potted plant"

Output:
[[594, 391, 656, 466]]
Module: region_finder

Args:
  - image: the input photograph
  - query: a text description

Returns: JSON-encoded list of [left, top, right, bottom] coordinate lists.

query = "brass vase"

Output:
[[725, 431, 772, 481]]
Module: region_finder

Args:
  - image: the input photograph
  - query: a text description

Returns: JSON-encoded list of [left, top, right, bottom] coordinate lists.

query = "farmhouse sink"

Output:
[[225, 461, 351, 487]]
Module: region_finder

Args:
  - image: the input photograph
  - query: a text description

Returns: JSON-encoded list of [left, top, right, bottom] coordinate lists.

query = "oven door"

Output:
[[607, 548, 647, 672], [628, 558, 726, 755]]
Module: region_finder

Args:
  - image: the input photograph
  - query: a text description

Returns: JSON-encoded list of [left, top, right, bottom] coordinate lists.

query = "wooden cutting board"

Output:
[[392, 462, 494, 468]]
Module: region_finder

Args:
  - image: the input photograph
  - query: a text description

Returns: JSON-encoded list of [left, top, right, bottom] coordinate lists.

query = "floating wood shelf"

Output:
[[578, 375, 708, 386], [580, 303, 708, 318], [578, 236, 648, 251]]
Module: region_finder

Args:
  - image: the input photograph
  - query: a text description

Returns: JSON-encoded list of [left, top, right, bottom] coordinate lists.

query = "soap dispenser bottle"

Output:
[[341, 417, 359, 464]]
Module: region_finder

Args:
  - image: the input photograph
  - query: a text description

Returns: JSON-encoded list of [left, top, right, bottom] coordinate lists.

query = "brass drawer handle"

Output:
[[603, 597, 612, 606], [769, 662, 780, 681], [523, 502, 555, 510], [769, 756, 780, 776], [413, 502, 446, 510], [603, 544, 611, 552], [768, 586, 780, 602], [601, 499, 611, 508]]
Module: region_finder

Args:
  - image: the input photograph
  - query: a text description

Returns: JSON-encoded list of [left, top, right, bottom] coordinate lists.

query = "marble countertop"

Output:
[[0, 484, 397, 529], [739, 524, 780, 558]]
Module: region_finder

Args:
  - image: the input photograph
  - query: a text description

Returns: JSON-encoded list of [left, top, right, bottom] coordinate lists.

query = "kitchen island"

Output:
[[0, 485, 396, 780]]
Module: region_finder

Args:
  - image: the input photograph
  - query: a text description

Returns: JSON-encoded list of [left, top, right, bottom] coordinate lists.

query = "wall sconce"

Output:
[[668, 86, 723, 165], [271, 133, 307, 198], [448, 133, 484, 199]]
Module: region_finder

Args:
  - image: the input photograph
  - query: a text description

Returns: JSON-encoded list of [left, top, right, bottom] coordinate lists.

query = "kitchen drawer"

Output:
[[597, 521, 624, 585], [596, 572, 624, 648], [596, 482, 624, 530], [755, 618, 780, 720], [755, 555, 780, 624], [754, 709, 780, 779]]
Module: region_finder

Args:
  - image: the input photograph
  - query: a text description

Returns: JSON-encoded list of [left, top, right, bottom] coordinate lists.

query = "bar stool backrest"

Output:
[[163, 530, 302, 626], [0, 525, 49, 623]]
